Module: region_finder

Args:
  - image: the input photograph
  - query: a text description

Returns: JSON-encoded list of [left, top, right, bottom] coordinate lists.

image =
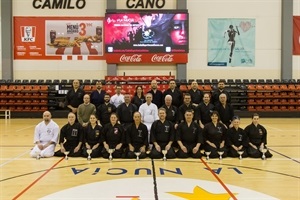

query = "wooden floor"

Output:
[[0, 118, 299, 200]]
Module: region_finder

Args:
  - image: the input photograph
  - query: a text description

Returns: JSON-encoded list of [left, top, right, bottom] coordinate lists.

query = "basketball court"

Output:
[[1, 118, 299, 200]]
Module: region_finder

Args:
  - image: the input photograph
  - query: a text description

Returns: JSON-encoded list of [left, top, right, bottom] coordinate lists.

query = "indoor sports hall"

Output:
[[0, 0, 300, 199]]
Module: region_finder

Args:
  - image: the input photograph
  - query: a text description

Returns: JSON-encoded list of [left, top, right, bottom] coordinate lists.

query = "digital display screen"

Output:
[[104, 11, 188, 53]]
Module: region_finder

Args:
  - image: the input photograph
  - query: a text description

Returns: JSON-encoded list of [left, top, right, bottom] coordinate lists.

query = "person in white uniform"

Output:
[[110, 84, 125, 108], [30, 111, 59, 158], [139, 93, 159, 148]]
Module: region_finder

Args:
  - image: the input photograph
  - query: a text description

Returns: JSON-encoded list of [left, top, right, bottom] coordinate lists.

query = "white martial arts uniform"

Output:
[[110, 94, 125, 108], [30, 120, 59, 158], [139, 103, 159, 132]]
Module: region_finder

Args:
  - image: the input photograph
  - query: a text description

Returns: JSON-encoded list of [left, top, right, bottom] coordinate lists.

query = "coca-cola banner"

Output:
[[106, 53, 188, 64], [14, 16, 105, 60]]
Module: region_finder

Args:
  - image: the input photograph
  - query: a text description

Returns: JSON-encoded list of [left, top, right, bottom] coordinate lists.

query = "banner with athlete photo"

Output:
[[207, 18, 255, 67], [14, 17, 104, 60]]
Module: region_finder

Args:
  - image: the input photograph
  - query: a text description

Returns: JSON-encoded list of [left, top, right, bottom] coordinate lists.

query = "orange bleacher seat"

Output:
[[288, 99, 295, 104], [256, 92, 263, 97], [84, 85, 92, 91], [23, 85, 32, 91], [40, 106, 48, 111], [198, 85, 204, 90], [264, 99, 272, 104], [6, 85, 15, 92], [179, 85, 188, 92], [280, 106, 288, 111], [39, 85, 48, 91], [256, 99, 264, 104], [14, 85, 24, 91], [296, 84, 300, 90], [272, 105, 280, 111], [272, 85, 280, 90], [264, 106, 272, 111], [279, 85, 288, 90], [247, 84, 256, 90], [280, 92, 288, 97], [272, 99, 280, 104], [288, 92, 296, 97], [255, 106, 264, 111], [288, 106, 295, 110], [247, 92, 255, 97], [203, 85, 212, 91], [256, 85, 264, 90], [247, 99, 255, 104], [288, 84, 296, 90], [263, 84, 272, 90], [0, 85, 8, 91], [247, 106, 256, 111], [272, 92, 280, 97]]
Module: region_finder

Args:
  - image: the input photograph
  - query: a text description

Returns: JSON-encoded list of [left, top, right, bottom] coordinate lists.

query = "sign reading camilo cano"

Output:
[[126, 0, 165, 9], [32, 0, 86, 9]]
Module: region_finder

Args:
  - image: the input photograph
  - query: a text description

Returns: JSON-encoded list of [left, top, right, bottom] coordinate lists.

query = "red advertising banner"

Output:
[[106, 53, 188, 64], [293, 16, 300, 55], [14, 17, 105, 60]]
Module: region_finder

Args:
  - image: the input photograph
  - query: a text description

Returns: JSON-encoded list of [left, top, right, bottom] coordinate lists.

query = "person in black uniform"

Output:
[[211, 80, 231, 105], [131, 86, 145, 109], [101, 113, 125, 158], [178, 93, 198, 124], [82, 114, 103, 158], [147, 79, 163, 108], [214, 93, 234, 128], [176, 110, 203, 158], [163, 79, 183, 108], [188, 80, 204, 107], [97, 94, 116, 126], [150, 108, 176, 159], [54, 112, 83, 157], [226, 116, 248, 158], [117, 93, 138, 130], [244, 113, 273, 158], [202, 111, 228, 158], [197, 93, 214, 126], [126, 112, 148, 159], [90, 80, 106, 108], [161, 94, 178, 126], [66, 79, 85, 115]]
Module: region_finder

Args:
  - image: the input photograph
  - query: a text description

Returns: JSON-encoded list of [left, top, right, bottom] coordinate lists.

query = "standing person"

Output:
[[148, 79, 163, 108], [176, 110, 203, 158], [177, 93, 198, 125], [77, 94, 96, 127], [30, 111, 59, 158], [126, 112, 148, 159], [66, 79, 85, 115], [97, 94, 116, 126], [188, 80, 204, 107], [90, 80, 106, 108], [197, 93, 214, 126], [226, 116, 248, 158], [214, 93, 234, 129], [211, 80, 231, 105], [101, 113, 125, 159], [110, 84, 125, 108], [161, 94, 178, 126], [139, 93, 159, 133], [150, 108, 176, 159], [202, 111, 228, 158], [244, 113, 273, 158], [117, 93, 138, 130], [163, 79, 183, 108], [131, 85, 145, 109], [54, 112, 83, 157], [82, 114, 103, 158]]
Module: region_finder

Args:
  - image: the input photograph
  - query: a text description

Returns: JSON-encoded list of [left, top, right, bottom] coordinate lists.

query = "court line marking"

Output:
[[263, 125, 284, 132], [200, 158, 237, 200], [0, 150, 30, 168], [151, 159, 159, 200], [269, 148, 300, 164], [12, 157, 64, 200], [15, 125, 35, 132]]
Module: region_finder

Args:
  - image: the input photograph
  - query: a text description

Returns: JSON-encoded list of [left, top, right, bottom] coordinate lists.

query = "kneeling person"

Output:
[[126, 112, 148, 159], [54, 112, 83, 157], [176, 110, 203, 158], [150, 108, 176, 159]]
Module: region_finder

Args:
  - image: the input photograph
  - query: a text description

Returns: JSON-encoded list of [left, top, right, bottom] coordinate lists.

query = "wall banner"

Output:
[[207, 18, 255, 67], [293, 16, 300, 55], [14, 17, 104, 60]]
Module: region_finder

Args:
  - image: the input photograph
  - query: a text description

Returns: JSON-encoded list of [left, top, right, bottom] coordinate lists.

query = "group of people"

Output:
[[30, 79, 273, 159]]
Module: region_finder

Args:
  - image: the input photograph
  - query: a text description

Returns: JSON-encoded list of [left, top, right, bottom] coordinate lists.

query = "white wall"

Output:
[[9, 0, 285, 80], [293, 0, 300, 79]]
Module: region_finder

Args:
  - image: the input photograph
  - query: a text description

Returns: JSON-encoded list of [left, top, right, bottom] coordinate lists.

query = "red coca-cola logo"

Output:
[[151, 54, 174, 62], [119, 54, 142, 62]]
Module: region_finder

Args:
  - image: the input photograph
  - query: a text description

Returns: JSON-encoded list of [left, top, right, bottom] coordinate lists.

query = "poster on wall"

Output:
[[207, 18, 255, 67], [14, 17, 104, 60]]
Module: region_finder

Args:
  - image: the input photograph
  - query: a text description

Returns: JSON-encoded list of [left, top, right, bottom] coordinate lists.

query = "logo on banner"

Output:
[[151, 54, 174, 62], [120, 54, 142, 62], [20, 26, 36, 42]]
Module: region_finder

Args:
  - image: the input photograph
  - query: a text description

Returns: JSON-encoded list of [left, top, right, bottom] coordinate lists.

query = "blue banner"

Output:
[[208, 18, 255, 67]]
